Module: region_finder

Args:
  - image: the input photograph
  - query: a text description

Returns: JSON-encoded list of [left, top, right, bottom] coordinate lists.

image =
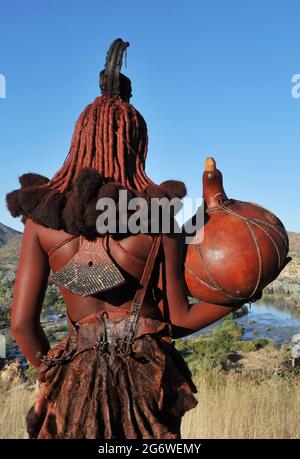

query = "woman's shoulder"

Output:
[[24, 217, 79, 256], [26, 217, 183, 265]]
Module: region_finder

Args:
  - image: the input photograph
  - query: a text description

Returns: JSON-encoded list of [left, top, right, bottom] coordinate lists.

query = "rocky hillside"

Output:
[[262, 231, 300, 307], [0, 223, 21, 246], [0, 223, 22, 270], [288, 232, 300, 253]]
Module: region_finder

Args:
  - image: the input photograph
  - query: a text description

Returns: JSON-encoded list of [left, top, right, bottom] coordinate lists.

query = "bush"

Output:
[[174, 338, 189, 353], [25, 364, 38, 384], [224, 304, 249, 319], [52, 324, 69, 333], [215, 320, 244, 339], [175, 320, 277, 374], [44, 285, 64, 308], [53, 303, 66, 315], [45, 329, 56, 343]]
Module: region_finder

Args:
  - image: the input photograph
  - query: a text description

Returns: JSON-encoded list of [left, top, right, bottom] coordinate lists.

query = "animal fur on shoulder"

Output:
[[6, 167, 187, 239]]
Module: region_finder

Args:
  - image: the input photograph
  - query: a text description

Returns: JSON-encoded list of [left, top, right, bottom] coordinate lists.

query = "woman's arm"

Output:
[[160, 234, 243, 338], [11, 218, 50, 368]]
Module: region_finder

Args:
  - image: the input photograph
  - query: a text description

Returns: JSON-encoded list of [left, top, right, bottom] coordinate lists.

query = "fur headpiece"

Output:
[[6, 168, 186, 239]]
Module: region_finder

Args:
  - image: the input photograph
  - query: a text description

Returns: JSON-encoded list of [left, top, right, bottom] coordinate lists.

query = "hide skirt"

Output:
[[26, 310, 198, 439]]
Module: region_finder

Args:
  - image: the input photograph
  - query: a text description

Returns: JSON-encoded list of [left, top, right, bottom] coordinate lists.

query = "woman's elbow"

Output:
[[11, 318, 37, 338]]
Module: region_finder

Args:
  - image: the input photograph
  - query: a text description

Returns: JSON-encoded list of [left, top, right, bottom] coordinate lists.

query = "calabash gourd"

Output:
[[184, 157, 291, 305]]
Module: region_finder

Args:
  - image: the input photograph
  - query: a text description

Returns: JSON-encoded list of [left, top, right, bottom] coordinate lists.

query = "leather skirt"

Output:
[[26, 309, 198, 439]]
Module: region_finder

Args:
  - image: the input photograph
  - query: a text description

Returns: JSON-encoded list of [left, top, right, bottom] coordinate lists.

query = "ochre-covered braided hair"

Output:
[[46, 94, 153, 193]]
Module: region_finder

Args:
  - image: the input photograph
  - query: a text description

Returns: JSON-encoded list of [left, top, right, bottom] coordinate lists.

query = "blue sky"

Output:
[[0, 0, 299, 233]]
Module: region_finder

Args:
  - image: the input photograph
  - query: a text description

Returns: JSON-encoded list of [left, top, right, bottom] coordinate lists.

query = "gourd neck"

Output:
[[202, 157, 228, 209]]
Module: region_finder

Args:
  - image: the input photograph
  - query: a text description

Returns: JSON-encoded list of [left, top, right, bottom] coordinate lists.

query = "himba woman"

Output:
[[6, 39, 253, 439]]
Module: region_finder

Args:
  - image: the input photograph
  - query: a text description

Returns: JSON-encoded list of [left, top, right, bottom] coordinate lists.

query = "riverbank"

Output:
[[263, 250, 300, 309], [175, 318, 293, 373], [191, 300, 300, 345]]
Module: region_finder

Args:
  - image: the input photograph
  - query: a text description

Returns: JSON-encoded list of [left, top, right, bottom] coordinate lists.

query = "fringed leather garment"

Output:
[[26, 236, 198, 439]]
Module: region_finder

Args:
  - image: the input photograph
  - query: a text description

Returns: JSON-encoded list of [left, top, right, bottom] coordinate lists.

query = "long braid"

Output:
[[47, 107, 88, 191], [85, 102, 97, 169], [108, 104, 114, 178], [58, 107, 90, 192], [118, 110, 127, 187], [103, 99, 110, 177], [121, 101, 135, 189], [97, 100, 105, 173]]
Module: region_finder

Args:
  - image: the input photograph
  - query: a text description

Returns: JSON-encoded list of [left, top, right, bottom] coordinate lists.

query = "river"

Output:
[[194, 299, 300, 344]]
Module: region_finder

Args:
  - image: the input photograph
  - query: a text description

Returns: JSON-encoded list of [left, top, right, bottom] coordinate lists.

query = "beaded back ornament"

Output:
[[49, 235, 125, 296]]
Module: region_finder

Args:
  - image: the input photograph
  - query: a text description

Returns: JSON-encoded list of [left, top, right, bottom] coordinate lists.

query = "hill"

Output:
[[0, 223, 22, 270], [0, 223, 21, 246], [288, 231, 300, 253]]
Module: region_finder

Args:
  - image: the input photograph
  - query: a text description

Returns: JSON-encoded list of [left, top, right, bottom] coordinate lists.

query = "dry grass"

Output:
[[1, 370, 300, 439], [181, 370, 300, 439], [0, 378, 36, 439]]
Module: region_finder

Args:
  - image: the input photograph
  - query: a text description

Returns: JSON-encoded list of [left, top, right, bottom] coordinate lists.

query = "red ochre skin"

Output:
[[11, 218, 241, 369]]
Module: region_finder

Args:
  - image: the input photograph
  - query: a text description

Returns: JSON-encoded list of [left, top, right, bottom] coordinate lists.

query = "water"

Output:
[[1, 301, 300, 365], [0, 308, 67, 369], [194, 300, 300, 345]]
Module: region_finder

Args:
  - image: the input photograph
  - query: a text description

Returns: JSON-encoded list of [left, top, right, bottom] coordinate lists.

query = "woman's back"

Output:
[[34, 220, 165, 323], [19, 221, 200, 440]]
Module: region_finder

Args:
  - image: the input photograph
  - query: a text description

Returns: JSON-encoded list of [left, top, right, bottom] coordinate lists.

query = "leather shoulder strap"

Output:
[[47, 235, 79, 257], [134, 235, 162, 306], [122, 235, 162, 340]]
